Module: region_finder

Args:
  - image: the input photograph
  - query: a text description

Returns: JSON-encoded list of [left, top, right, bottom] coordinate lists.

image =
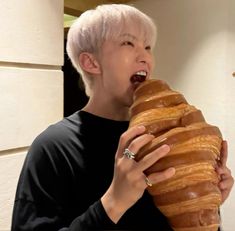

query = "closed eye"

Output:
[[121, 41, 134, 47]]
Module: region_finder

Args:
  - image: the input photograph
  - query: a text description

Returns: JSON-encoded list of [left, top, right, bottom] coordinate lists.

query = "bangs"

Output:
[[98, 5, 157, 48]]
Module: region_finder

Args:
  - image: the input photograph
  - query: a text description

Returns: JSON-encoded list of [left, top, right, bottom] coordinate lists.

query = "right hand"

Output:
[[101, 125, 175, 223]]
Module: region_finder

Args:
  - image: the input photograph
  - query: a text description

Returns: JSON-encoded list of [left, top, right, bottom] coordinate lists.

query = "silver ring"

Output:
[[145, 177, 153, 187], [123, 148, 135, 159]]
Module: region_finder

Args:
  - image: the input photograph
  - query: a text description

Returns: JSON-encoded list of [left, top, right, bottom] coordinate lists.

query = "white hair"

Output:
[[66, 4, 157, 96]]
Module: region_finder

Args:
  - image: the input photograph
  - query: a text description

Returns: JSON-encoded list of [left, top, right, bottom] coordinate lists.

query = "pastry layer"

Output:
[[169, 208, 220, 228], [148, 162, 220, 195], [136, 125, 222, 160], [133, 79, 170, 100], [130, 91, 187, 117], [172, 224, 219, 231], [145, 150, 217, 174], [157, 193, 221, 217], [153, 181, 221, 206]]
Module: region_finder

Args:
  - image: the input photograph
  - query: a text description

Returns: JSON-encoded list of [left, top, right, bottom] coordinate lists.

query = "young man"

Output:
[[11, 4, 233, 231]]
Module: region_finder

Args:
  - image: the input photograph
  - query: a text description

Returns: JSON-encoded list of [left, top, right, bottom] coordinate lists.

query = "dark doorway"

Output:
[[62, 39, 88, 117]]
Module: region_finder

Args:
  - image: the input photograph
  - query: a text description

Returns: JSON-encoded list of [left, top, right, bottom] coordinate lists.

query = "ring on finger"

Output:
[[145, 176, 153, 187], [123, 148, 136, 159]]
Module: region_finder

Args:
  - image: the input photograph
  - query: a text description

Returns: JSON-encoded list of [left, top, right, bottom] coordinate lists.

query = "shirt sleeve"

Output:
[[11, 125, 116, 231], [68, 200, 116, 230], [11, 198, 115, 231]]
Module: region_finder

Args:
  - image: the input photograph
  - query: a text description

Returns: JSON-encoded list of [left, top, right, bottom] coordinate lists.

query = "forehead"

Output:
[[120, 33, 137, 39], [118, 33, 146, 44], [112, 22, 152, 43], [100, 14, 156, 51]]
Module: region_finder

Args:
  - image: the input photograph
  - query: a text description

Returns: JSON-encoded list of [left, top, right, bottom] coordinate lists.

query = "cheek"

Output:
[[122, 56, 133, 67], [114, 55, 135, 76], [106, 54, 132, 74]]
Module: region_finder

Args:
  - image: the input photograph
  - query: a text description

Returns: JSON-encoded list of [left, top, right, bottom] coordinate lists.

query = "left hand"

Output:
[[216, 140, 234, 204]]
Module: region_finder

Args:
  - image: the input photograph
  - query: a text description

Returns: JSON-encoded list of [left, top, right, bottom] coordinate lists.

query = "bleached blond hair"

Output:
[[66, 4, 157, 96]]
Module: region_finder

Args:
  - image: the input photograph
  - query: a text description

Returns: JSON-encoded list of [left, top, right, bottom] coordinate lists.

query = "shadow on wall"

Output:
[[62, 39, 88, 117]]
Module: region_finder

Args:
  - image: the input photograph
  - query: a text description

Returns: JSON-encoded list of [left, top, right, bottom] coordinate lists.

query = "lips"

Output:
[[130, 71, 147, 83], [130, 70, 147, 90]]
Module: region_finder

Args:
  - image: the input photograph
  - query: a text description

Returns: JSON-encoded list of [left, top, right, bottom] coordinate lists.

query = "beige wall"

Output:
[[132, 0, 235, 230], [0, 0, 64, 230]]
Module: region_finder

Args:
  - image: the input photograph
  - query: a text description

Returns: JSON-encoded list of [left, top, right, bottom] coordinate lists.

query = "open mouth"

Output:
[[130, 71, 147, 89]]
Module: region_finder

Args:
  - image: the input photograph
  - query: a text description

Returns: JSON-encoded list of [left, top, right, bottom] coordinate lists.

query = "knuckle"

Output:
[[115, 160, 124, 171], [116, 158, 129, 172], [152, 173, 164, 183], [128, 142, 138, 152], [141, 154, 152, 165], [120, 132, 128, 143], [162, 171, 170, 179]]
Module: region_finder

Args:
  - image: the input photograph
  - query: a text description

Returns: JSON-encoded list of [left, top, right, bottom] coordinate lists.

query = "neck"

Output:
[[82, 98, 130, 121]]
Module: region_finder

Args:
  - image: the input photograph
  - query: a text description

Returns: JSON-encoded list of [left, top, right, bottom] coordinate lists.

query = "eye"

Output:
[[121, 41, 134, 47], [145, 45, 151, 51]]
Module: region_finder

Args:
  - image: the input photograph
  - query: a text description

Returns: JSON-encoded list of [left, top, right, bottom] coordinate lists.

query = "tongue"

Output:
[[130, 75, 145, 84]]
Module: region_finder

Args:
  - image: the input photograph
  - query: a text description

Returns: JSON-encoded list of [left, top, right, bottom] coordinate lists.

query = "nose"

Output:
[[136, 47, 153, 66]]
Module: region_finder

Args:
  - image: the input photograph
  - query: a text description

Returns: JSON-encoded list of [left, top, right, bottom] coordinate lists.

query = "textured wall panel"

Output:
[[0, 67, 63, 151], [0, 0, 63, 66], [0, 151, 27, 230]]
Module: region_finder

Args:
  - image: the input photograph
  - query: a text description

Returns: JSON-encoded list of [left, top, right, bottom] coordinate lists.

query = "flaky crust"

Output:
[[129, 79, 222, 231]]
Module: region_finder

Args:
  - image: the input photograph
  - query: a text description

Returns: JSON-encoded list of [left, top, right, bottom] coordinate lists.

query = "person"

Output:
[[11, 4, 234, 231]]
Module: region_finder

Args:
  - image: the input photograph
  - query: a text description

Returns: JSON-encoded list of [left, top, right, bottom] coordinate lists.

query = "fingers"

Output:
[[117, 125, 156, 160], [219, 177, 234, 191], [138, 144, 175, 186], [216, 165, 234, 203], [219, 176, 234, 203], [216, 165, 231, 177], [127, 133, 155, 155], [220, 140, 228, 167], [137, 144, 171, 172], [146, 167, 175, 185], [116, 125, 147, 158], [216, 166, 233, 187], [116, 126, 176, 191]]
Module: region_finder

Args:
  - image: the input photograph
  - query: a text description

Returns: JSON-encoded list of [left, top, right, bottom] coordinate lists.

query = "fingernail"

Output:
[[148, 134, 155, 139], [219, 182, 224, 190], [169, 167, 175, 175], [160, 144, 170, 151], [138, 125, 146, 131]]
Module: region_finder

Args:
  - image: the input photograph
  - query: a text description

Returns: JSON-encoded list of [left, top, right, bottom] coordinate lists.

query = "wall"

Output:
[[0, 0, 64, 229], [132, 0, 235, 230]]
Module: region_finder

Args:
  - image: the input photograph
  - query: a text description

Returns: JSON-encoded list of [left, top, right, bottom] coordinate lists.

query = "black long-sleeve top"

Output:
[[11, 110, 176, 230]]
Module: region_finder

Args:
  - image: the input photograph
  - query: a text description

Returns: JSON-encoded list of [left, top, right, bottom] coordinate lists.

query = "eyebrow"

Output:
[[119, 33, 137, 41], [119, 33, 150, 47]]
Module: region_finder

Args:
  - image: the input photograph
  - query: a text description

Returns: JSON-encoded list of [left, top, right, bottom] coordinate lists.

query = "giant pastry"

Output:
[[129, 79, 222, 231]]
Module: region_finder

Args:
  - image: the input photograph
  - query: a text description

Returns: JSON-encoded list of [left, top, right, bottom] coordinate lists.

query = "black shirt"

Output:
[[11, 110, 174, 230]]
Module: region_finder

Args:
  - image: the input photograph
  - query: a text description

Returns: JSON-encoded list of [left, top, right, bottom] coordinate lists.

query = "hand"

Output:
[[101, 125, 175, 223], [216, 140, 234, 204]]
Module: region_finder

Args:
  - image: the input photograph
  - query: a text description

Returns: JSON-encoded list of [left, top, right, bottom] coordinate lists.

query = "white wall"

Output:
[[132, 0, 235, 230], [0, 0, 64, 230]]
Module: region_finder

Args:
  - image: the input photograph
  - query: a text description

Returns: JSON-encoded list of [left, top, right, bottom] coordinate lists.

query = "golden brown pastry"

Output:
[[129, 79, 222, 231]]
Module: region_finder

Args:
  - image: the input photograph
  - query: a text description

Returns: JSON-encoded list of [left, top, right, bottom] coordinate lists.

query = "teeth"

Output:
[[131, 70, 147, 84], [135, 71, 147, 76]]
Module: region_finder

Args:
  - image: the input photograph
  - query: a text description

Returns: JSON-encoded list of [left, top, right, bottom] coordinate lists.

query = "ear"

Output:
[[78, 52, 101, 75]]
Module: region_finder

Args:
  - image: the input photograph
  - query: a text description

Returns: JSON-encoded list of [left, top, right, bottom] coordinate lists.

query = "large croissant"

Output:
[[129, 79, 222, 231]]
